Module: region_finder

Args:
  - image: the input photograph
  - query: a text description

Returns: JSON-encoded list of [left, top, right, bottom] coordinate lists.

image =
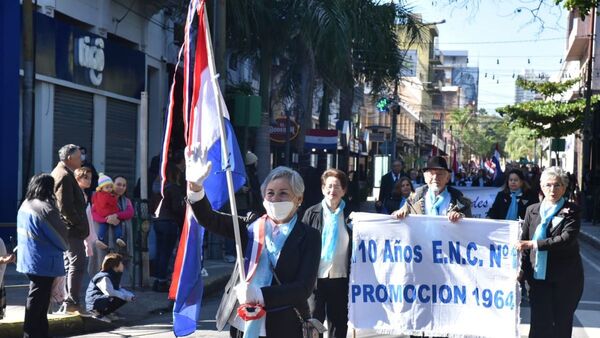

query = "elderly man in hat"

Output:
[[392, 156, 472, 222]]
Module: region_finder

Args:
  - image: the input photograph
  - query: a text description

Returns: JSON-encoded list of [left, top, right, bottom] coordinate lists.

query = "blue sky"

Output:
[[410, 0, 568, 112]]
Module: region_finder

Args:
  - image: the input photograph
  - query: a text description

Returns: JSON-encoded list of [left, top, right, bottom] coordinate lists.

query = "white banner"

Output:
[[348, 213, 520, 338], [455, 187, 501, 218]]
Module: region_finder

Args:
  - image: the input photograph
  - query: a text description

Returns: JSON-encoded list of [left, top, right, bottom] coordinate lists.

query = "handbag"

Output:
[[270, 266, 327, 338]]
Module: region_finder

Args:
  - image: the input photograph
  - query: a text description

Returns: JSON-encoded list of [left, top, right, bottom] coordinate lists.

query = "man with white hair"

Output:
[[393, 156, 472, 221], [51, 144, 90, 314]]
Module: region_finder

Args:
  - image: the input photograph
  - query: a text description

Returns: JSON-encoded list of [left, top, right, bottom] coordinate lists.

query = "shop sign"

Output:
[[270, 117, 299, 143], [76, 36, 105, 86]]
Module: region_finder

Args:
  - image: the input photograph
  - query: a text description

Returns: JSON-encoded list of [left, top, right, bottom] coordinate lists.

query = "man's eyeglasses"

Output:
[[543, 183, 563, 189]]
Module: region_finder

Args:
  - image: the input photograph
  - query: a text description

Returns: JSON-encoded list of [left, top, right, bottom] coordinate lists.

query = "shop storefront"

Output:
[[34, 11, 145, 187]]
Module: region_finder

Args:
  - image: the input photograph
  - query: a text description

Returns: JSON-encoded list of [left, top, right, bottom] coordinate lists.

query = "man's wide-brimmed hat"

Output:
[[424, 156, 451, 172]]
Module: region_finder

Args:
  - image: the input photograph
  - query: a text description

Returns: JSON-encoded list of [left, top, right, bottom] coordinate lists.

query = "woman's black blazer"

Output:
[[520, 201, 583, 283], [487, 190, 539, 220], [190, 196, 321, 338]]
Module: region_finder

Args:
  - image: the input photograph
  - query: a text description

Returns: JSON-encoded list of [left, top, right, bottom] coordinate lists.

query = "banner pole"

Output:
[[202, 3, 246, 282]]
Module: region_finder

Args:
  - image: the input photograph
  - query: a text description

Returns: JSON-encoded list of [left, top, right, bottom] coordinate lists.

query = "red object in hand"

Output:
[[237, 304, 266, 321]]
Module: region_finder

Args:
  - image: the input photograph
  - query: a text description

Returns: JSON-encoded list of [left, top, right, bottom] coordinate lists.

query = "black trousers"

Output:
[[528, 274, 584, 338], [92, 296, 127, 316], [24, 274, 55, 338], [309, 277, 348, 338]]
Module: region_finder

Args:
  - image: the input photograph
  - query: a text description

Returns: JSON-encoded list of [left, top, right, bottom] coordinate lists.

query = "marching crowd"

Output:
[[0, 143, 583, 338]]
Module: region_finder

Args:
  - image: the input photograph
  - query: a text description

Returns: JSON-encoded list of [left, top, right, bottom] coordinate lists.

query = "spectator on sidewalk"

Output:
[[90, 176, 135, 284], [85, 253, 134, 323], [79, 146, 99, 200], [92, 174, 126, 248], [74, 167, 104, 257], [152, 164, 185, 292], [0, 238, 16, 320], [51, 144, 90, 314], [16, 174, 69, 337]]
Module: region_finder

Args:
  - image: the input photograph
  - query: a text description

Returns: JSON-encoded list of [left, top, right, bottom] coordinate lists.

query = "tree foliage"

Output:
[[556, 0, 600, 18], [449, 108, 509, 158], [497, 77, 600, 138], [505, 126, 537, 161]]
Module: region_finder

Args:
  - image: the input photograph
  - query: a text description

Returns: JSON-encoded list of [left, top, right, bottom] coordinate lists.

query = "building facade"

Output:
[[1, 0, 176, 233]]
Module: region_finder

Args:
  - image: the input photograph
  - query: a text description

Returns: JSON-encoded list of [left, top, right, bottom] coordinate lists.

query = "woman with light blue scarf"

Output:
[[516, 166, 583, 338], [487, 169, 538, 220], [302, 169, 353, 338], [187, 166, 321, 338]]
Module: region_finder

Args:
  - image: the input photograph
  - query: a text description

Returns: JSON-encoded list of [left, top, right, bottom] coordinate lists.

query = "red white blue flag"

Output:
[[159, 0, 246, 336]]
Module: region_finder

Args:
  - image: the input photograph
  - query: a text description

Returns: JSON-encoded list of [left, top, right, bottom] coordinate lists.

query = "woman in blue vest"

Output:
[[16, 173, 68, 338], [516, 166, 583, 338], [487, 169, 538, 220]]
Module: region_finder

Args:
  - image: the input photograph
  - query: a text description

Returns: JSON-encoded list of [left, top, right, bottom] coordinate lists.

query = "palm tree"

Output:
[[227, 0, 302, 180]]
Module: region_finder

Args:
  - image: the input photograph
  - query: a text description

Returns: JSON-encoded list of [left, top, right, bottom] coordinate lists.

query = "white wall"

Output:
[[33, 81, 54, 173]]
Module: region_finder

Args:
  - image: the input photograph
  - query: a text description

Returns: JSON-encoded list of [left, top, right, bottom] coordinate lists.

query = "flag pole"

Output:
[[202, 3, 246, 282]]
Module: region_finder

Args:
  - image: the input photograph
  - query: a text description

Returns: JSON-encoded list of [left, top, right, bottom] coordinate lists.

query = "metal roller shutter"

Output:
[[105, 98, 138, 191], [53, 86, 94, 164]]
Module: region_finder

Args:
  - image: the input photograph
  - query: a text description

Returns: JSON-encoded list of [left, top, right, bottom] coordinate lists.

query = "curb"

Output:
[[580, 229, 600, 251], [0, 314, 92, 338], [0, 272, 232, 338]]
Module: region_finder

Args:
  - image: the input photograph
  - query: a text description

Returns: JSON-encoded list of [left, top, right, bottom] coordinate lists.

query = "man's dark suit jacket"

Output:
[[520, 201, 583, 283], [378, 171, 406, 204], [487, 190, 539, 220], [190, 196, 321, 338]]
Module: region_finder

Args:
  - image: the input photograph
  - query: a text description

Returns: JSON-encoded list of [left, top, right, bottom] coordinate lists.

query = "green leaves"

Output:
[[448, 108, 508, 157], [497, 97, 598, 138], [515, 77, 580, 97], [497, 76, 599, 138], [556, 0, 600, 18]]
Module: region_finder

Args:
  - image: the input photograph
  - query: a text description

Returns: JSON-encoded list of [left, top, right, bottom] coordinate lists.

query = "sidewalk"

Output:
[[0, 259, 234, 338], [581, 221, 600, 250]]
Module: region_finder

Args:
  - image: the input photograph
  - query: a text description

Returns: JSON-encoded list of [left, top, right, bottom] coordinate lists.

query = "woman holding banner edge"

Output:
[[516, 166, 583, 338], [187, 165, 321, 338], [487, 169, 538, 220], [302, 169, 353, 338]]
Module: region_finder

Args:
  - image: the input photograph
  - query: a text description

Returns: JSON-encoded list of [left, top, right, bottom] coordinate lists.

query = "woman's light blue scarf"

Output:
[[426, 188, 450, 216], [321, 199, 345, 263], [243, 215, 297, 338], [531, 198, 564, 280], [505, 189, 522, 220]]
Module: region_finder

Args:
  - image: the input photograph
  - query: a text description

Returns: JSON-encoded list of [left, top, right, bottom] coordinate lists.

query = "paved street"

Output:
[[66, 241, 600, 338]]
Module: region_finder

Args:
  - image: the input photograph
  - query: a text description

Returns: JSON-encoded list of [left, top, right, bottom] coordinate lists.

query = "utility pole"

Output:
[[22, 0, 35, 197], [583, 7, 596, 223]]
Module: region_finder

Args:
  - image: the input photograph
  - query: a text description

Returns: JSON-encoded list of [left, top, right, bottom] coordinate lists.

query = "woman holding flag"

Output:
[[487, 169, 538, 220], [516, 166, 583, 338], [187, 166, 321, 338]]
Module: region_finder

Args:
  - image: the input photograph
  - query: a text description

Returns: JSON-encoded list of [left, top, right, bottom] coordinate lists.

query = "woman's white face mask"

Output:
[[263, 200, 295, 222]]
